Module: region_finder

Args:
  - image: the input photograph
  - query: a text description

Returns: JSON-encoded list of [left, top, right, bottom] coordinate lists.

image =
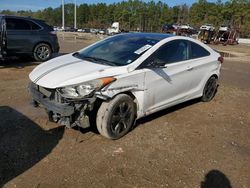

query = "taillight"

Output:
[[218, 56, 224, 64]]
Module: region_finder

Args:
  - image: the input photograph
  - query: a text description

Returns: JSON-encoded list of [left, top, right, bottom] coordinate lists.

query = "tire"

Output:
[[202, 76, 218, 102], [33, 43, 52, 62], [96, 94, 136, 139]]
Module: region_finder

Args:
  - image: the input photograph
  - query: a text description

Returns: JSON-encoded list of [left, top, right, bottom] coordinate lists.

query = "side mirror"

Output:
[[141, 58, 167, 69], [152, 59, 167, 68]]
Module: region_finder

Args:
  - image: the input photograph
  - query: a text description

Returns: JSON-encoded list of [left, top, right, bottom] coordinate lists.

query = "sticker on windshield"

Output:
[[134, 44, 152, 55]]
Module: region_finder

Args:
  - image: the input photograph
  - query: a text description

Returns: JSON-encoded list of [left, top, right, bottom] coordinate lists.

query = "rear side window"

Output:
[[190, 41, 210, 59], [28, 20, 42, 30], [36, 20, 53, 31], [6, 18, 31, 30]]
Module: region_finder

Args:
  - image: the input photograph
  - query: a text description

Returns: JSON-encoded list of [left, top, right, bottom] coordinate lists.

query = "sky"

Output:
[[0, 0, 222, 11]]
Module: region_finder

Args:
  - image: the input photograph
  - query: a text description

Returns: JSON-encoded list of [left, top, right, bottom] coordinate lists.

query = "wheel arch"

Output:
[[97, 90, 141, 119], [121, 91, 138, 117], [201, 73, 219, 92], [210, 74, 218, 79], [32, 41, 53, 53]]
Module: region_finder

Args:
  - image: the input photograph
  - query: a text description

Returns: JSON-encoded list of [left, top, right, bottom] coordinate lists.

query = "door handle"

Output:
[[187, 67, 193, 71]]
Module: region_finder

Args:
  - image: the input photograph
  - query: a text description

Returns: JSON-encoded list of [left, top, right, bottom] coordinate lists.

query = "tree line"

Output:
[[1, 0, 250, 37]]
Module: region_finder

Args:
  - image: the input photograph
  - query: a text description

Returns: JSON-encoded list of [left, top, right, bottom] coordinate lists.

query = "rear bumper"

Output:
[[52, 40, 60, 53], [50, 35, 60, 53], [53, 42, 60, 53], [28, 83, 74, 116]]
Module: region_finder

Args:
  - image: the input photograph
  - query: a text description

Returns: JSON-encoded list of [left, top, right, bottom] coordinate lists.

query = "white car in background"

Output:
[[107, 22, 120, 35], [29, 33, 223, 139]]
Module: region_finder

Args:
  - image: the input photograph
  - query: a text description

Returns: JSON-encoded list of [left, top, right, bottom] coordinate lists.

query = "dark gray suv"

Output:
[[0, 15, 60, 62]]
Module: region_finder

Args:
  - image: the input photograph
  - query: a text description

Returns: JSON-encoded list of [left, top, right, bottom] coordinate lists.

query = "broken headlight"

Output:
[[57, 77, 115, 99]]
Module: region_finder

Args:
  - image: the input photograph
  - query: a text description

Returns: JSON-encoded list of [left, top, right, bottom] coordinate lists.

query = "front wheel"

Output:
[[33, 43, 52, 62], [202, 76, 218, 102], [96, 94, 136, 139]]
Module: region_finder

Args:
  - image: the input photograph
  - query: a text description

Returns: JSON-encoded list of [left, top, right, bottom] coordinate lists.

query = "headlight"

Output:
[[57, 77, 115, 99]]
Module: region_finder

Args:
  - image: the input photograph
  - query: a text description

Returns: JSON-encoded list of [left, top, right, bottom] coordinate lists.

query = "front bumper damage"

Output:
[[28, 83, 96, 128]]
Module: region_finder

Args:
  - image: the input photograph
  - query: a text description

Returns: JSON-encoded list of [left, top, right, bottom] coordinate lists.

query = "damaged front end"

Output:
[[28, 82, 97, 128]]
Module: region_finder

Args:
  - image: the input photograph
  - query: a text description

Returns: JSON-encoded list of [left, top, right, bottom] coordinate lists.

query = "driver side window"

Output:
[[143, 40, 189, 67], [155, 40, 188, 64]]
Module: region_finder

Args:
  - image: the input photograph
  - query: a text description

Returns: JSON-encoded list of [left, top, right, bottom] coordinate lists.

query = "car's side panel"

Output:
[[143, 60, 194, 115], [188, 57, 220, 96]]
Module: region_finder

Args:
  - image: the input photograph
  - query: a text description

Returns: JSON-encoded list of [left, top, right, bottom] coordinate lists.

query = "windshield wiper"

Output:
[[72, 52, 80, 57], [80, 55, 117, 66], [93, 57, 117, 66], [73, 52, 117, 66], [73, 53, 97, 62]]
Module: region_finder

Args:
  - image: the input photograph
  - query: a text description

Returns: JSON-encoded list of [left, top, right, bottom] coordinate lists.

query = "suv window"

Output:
[[190, 41, 210, 59], [151, 40, 189, 64], [6, 18, 31, 30], [28, 20, 42, 30]]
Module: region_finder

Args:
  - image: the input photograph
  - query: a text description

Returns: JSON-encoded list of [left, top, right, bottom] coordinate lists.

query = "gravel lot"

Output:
[[0, 33, 249, 188]]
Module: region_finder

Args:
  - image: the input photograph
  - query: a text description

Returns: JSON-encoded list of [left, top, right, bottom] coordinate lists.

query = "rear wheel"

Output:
[[33, 43, 52, 62], [96, 94, 136, 139], [202, 76, 218, 102]]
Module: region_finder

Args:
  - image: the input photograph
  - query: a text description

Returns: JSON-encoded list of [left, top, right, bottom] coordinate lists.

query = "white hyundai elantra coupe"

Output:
[[29, 33, 223, 139]]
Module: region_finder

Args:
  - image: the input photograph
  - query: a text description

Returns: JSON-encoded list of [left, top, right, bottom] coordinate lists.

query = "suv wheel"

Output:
[[96, 94, 136, 139], [33, 43, 52, 62]]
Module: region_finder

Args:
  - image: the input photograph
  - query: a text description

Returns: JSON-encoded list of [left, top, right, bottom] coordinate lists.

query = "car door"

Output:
[[5, 17, 33, 54], [142, 39, 195, 115]]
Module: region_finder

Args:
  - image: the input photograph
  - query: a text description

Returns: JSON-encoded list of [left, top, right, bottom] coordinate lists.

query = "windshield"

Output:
[[75, 34, 163, 66]]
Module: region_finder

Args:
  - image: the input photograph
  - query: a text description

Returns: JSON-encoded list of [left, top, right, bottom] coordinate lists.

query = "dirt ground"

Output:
[[0, 34, 249, 188]]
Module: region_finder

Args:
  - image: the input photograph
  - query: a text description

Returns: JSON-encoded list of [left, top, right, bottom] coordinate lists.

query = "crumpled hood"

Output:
[[29, 54, 127, 88]]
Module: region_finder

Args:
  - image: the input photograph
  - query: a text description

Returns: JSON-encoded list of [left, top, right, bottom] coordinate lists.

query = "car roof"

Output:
[[120, 32, 173, 41], [0, 14, 43, 22]]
